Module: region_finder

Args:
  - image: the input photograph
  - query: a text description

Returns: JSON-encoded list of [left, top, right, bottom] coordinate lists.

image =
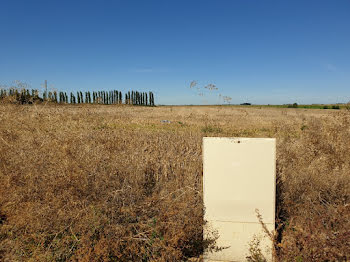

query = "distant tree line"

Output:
[[0, 88, 42, 104], [0, 88, 155, 106]]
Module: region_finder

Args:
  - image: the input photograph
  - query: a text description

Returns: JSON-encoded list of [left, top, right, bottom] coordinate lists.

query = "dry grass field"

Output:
[[0, 103, 349, 261]]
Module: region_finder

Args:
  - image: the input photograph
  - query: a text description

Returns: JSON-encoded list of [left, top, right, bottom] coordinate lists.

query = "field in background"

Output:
[[164, 104, 345, 109], [0, 104, 349, 261]]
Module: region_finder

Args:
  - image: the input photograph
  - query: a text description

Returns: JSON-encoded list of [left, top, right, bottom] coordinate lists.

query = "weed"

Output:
[[201, 125, 223, 134]]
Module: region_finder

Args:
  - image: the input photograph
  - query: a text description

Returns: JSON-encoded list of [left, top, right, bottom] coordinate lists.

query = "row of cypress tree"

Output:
[[0, 88, 155, 106], [125, 91, 154, 106], [0, 88, 41, 104]]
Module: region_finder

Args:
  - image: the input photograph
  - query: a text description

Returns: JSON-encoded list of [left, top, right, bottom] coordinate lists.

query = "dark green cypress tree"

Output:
[[118, 91, 121, 104], [53, 91, 57, 103], [149, 91, 154, 106], [26, 89, 30, 101], [16, 89, 20, 101], [20, 90, 25, 104]]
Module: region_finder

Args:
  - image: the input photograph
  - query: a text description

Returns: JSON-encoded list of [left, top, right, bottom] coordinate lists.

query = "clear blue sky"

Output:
[[1, 0, 349, 105]]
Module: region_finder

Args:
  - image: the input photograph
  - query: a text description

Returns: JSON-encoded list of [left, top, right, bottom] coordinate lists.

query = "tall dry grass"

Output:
[[0, 104, 349, 261]]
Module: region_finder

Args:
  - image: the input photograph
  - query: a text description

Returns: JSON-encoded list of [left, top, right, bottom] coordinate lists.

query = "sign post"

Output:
[[203, 137, 276, 261]]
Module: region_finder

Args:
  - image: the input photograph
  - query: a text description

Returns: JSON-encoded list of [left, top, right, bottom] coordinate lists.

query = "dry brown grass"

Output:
[[0, 104, 349, 261]]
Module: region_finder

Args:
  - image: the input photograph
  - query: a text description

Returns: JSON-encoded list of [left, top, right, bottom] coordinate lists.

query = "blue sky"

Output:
[[1, 0, 349, 105]]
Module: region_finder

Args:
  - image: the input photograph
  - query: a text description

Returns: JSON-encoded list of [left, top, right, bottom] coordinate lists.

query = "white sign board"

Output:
[[203, 137, 276, 262]]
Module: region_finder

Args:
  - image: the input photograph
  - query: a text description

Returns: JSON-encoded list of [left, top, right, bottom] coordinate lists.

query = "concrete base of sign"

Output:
[[203, 137, 276, 262]]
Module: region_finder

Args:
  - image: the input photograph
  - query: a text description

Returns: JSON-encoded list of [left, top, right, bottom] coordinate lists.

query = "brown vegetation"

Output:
[[0, 104, 349, 261]]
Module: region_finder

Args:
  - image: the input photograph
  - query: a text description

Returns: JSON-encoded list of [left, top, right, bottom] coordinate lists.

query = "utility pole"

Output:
[[42, 80, 48, 101]]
